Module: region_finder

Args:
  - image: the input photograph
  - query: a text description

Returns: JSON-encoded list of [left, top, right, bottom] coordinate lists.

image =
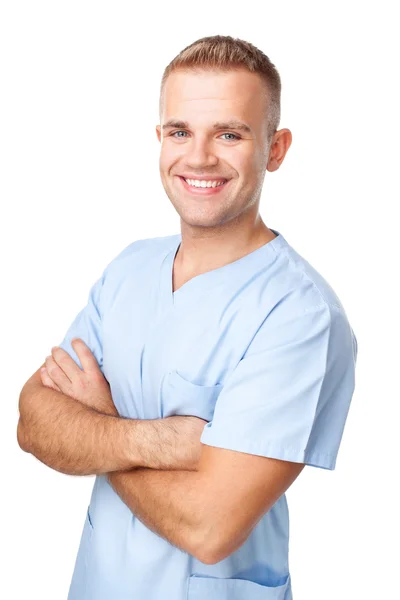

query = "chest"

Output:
[[103, 285, 265, 426], [100, 240, 277, 422]]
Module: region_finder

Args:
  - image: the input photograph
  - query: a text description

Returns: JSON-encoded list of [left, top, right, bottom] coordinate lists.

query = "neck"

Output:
[[175, 215, 277, 276]]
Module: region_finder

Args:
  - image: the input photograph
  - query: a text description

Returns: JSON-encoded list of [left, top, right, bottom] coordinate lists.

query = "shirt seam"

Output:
[[271, 244, 344, 313]]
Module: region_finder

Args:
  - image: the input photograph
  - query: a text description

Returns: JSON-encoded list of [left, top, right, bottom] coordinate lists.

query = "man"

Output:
[[17, 35, 358, 600]]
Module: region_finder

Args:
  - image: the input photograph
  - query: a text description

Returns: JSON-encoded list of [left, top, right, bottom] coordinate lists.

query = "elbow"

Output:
[[185, 519, 219, 565], [17, 376, 46, 453], [17, 386, 35, 452], [196, 550, 221, 566], [197, 542, 243, 566], [17, 418, 31, 453], [190, 524, 229, 566], [192, 521, 249, 565], [18, 384, 32, 430], [194, 542, 225, 566]]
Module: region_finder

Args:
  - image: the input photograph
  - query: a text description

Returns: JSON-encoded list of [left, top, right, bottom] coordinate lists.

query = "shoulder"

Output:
[[267, 232, 350, 317], [103, 233, 180, 276], [109, 234, 179, 266], [250, 231, 357, 358]]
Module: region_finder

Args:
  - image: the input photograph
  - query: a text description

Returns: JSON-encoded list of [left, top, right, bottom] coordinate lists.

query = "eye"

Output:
[[220, 133, 240, 141], [171, 130, 188, 138], [169, 131, 241, 141]]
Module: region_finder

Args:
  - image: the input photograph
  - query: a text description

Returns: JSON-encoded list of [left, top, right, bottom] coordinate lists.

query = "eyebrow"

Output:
[[162, 119, 252, 134]]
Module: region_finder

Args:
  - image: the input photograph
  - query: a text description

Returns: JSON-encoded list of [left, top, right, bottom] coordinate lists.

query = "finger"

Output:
[[71, 338, 102, 375], [50, 346, 80, 382], [40, 367, 61, 392], [45, 355, 72, 394]]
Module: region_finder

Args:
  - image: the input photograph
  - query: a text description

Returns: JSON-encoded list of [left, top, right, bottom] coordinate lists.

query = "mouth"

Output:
[[177, 176, 230, 196]]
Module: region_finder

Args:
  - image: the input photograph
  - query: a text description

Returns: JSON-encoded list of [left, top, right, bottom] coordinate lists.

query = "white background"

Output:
[[1, 1, 398, 598]]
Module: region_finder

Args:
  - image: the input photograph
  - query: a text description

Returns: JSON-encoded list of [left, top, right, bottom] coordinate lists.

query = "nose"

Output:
[[184, 137, 218, 170]]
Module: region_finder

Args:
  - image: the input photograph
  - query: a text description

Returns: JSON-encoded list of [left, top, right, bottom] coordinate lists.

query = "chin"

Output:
[[179, 212, 232, 229], [170, 196, 234, 228]]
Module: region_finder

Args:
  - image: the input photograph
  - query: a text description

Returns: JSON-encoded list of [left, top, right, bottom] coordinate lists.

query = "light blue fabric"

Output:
[[59, 229, 357, 600]]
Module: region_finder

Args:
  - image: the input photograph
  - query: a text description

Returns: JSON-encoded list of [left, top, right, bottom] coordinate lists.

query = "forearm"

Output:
[[18, 383, 135, 475], [18, 383, 203, 475], [107, 468, 211, 562]]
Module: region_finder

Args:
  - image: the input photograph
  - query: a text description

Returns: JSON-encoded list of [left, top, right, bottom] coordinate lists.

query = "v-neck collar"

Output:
[[159, 229, 287, 309]]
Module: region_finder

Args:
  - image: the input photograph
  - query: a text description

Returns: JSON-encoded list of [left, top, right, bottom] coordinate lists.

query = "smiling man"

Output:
[[17, 36, 358, 600]]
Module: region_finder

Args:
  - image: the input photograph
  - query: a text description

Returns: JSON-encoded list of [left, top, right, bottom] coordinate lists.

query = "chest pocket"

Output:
[[159, 370, 222, 422]]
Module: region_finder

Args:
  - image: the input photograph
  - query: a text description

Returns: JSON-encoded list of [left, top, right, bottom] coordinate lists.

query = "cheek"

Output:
[[160, 142, 182, 168], [243, 151, 265, 180], [224, 146, 256, 175]]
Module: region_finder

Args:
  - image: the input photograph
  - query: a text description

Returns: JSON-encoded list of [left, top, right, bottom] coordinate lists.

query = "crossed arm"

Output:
[[18, 363, 304, 564]]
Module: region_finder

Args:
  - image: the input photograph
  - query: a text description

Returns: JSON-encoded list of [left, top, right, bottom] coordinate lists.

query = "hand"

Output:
[[41, 338, 119, 417], [167, 415, 209, 471]]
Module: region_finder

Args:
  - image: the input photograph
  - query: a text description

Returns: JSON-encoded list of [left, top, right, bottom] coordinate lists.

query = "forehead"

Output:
[[161, 69, 267, 127]]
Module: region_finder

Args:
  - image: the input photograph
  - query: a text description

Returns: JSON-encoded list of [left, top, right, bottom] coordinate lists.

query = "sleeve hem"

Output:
[[200, 430, 336, 470]]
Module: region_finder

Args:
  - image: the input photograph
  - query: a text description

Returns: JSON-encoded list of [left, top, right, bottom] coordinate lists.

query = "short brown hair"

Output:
[[159, 35, 281, 142]]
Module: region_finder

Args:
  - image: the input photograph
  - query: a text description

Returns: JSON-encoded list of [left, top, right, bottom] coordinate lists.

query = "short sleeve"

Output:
[[56, 270, 106, 372], [200, 304, 358, 470]]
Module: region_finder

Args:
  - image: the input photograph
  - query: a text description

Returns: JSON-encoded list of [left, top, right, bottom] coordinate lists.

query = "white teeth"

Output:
[[184, 178, 226, 188]]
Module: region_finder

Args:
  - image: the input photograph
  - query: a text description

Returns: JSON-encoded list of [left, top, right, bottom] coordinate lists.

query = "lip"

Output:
[[177, 175, 230, 196], [179, 175, 228, 181]]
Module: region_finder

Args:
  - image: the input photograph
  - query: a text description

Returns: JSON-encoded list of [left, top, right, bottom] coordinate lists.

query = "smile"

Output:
[[178, 176, 230, 196]]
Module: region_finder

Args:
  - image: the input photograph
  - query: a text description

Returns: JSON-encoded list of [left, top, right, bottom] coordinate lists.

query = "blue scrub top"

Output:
[[59, 229, 358, 600]]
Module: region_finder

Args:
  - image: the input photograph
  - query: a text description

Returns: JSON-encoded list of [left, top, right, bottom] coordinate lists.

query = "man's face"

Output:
[[156, 68, 278, 229]]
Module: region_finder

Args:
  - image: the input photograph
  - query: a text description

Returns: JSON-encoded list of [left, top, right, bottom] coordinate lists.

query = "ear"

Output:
[[156, 125, 162, 143], [266, 128, 293, 172]]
